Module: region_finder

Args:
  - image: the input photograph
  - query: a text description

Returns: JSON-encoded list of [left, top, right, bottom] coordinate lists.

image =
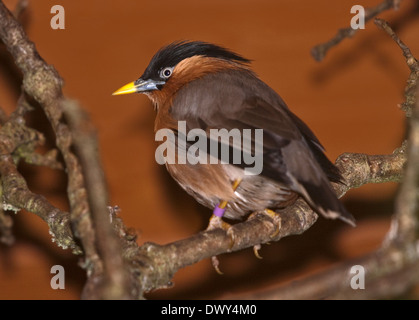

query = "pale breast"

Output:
[[166, 161, 298, 220]]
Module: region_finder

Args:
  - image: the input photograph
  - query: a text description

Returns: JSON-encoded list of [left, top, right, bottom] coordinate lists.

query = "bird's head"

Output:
[[112, 41, 251, 104]]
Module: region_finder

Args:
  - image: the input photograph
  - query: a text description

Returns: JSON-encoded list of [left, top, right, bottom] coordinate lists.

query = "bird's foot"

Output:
[[262, 209, 282, 239], [205, 214, 235, 274], [206, 214, 232, 232], [247, 209, 282, 259]]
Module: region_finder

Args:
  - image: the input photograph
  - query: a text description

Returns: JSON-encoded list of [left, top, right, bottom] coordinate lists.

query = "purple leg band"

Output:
[[213, 205, 226, 217]]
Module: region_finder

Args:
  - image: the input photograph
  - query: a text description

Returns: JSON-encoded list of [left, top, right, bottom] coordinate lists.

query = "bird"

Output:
[[113, 40, 355, 234]]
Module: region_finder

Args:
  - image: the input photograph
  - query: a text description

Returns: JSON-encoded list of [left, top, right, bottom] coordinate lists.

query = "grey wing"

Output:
[[171, 70, 355, 225]]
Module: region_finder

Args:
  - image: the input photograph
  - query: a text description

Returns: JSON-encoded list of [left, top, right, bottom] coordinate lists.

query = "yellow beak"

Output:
[[112, 79, 166, 96], [112, 81, 137, 96]]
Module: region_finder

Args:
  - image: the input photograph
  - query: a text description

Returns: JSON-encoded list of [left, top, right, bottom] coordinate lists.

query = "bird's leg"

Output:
[[207, 200, 233, 275], [207, 200, 232, 230], [205, 179, 241, 274], [206, 178, 242, 234], [247, 209, 282, 259]]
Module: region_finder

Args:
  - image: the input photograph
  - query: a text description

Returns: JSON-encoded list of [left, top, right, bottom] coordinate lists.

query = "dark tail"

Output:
[[300, 179, 356, 226]]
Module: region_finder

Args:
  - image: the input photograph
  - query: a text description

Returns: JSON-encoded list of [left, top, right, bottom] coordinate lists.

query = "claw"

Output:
[[253, 244, 263, 259], [247, 209, 282, 239], [226, 227, 236, 249], [206, 214, 235, 248], [263, 209, 282, 238], [211, 256, 224, 275], [206, 215, 235, 274]]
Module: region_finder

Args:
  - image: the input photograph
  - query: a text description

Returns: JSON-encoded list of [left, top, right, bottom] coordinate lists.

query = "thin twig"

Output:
[[375, 18, 419, 117], [374, 18, 419, 73], [311, 0, 400, 61]]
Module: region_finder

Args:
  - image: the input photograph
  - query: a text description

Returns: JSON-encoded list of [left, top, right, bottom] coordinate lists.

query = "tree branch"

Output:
[[63, 100, 134, 299], [311, 0, 401, 61], [127, 148, 406, 292], [0, 95, 76, 250], [0, 1, 133, 299]]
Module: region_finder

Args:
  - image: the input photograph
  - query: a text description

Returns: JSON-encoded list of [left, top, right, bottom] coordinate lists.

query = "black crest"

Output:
[[141, 41, 251, 80]]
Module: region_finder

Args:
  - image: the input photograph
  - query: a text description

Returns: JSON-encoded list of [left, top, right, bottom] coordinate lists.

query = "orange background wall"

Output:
[[0, 0, 417, 299]]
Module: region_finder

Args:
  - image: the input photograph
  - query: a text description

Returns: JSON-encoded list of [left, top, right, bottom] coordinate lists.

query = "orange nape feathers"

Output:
[[147, 55, 252, 108]]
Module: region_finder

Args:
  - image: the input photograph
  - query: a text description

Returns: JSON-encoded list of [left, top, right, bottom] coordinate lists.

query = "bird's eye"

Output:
[[160, 67, 173, 79]]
